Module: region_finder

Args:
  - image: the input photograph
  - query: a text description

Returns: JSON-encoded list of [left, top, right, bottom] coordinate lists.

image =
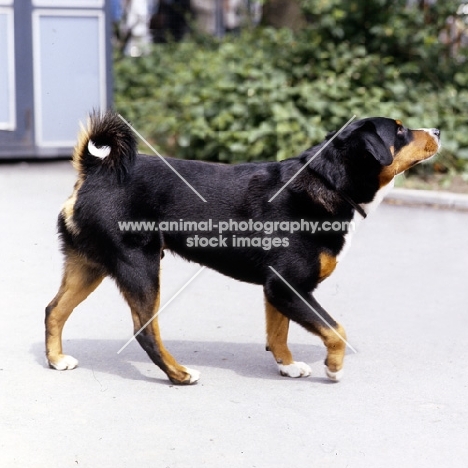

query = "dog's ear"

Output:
[[359, 122, 393, 166], [332, 120, 393, 166]]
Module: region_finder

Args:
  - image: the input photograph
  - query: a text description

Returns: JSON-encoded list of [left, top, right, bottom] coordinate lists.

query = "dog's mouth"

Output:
[[408, 159, 422, 168], [409, 152, 437, 168]]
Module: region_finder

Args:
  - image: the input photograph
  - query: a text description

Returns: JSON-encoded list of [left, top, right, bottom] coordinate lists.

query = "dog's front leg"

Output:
[[307, 295, 347, 381], [264, 277, 347, 381], [264, 297, 312, 378]]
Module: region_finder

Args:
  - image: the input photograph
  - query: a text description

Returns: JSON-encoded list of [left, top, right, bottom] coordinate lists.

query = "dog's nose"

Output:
[[431, 128, 441, 139]]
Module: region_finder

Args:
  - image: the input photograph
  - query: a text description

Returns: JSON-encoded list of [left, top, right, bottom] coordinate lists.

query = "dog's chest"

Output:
[[336, 180, 394, 263]]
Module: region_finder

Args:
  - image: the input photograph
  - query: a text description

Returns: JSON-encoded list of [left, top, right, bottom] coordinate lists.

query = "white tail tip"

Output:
[[88, 140, 111, 159]]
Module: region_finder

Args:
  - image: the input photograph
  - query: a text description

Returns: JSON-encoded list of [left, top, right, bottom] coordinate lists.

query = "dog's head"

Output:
[[328, 117, 441, 187]]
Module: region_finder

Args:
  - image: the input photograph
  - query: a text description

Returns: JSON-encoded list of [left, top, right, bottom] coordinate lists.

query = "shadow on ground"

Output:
[[30, 338, 346, 385]]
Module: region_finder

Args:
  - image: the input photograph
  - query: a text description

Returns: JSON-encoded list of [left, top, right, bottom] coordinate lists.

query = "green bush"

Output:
[[114, 1, 468, 174]]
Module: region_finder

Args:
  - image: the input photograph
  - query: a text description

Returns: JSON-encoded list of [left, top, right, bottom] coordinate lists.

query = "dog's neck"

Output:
[[335, 189, 367, 219], [308, 168, 367, 219]]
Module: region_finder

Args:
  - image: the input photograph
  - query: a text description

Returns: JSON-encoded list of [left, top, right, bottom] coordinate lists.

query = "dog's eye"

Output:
[[397, 125, 405, 135]]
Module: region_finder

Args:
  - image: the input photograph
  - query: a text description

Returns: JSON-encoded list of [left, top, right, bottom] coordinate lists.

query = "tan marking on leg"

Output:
[[152, 319, 199, 384], [149, 289, 199, 384], [45, 253, 104, 368], [124, 280, 199, 385], [265, 298, 311, 378], [265, 298, 293, 365], [319, 322, 347, 374], [319, 252, 337, 282]]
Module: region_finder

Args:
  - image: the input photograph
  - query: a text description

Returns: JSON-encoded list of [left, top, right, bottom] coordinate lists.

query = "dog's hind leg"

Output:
[[265, 298, 311, 378], [45, 252, 104, 370], [117, 262, 200, 385], [264, 276, 347, 381]]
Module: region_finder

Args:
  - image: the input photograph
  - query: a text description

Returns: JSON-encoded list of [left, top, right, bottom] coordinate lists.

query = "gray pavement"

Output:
[[386, 187, 468, 211], [1, 160, 468, 468]]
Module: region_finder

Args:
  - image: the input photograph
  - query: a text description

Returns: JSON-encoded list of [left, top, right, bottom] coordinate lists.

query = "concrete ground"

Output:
[[1, 161, 468, 468]]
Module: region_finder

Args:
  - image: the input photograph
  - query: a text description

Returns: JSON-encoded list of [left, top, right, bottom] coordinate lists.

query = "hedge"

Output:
[[114, 2, 468, 174]]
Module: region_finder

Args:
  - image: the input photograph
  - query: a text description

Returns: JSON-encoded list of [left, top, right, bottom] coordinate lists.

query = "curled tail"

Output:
[[73, 110, 137, 180]]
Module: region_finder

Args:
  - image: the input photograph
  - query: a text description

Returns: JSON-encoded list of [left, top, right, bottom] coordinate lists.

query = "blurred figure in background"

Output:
[[115, 0, 263, 51], [150, 0, 192, 43], [149, 0, 262, 43]]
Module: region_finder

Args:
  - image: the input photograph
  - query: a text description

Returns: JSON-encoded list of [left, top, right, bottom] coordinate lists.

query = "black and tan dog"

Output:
[[45, 111, 440, 384]]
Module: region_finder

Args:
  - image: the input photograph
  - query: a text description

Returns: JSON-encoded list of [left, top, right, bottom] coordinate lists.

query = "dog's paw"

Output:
[[278, 361, 312, 378], [170, 367, 200, 385], [48, 354, 79, 371], [325, 365, 344, 382], [184, 367, 201, 384]]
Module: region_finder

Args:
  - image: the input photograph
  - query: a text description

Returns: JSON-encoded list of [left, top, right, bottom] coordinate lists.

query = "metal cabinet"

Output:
[[0, 0, 112, 159]]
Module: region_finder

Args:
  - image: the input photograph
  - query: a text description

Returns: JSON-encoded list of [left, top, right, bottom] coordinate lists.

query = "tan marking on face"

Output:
[[379, 130, 440, 187], [319, 252, 337, 282], [395, 120, 403, 126]]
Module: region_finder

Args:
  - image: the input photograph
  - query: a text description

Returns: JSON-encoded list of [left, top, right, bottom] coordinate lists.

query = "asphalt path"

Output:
[[1, 161, 468, 467]]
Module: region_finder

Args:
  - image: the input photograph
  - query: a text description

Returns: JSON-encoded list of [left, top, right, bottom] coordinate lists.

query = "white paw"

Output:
[[325, 365, 344, 381], [278, 361, 312, 378], [49, 354, 79, 371], [184, 367, 201, 384]]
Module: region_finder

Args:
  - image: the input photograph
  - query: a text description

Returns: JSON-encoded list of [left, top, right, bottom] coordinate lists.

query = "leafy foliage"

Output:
[[115, 0, 468, 174]]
